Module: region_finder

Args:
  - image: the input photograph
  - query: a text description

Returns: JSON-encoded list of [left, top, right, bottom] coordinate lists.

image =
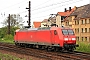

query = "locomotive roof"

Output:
[[38, 27, 50, 30], [19, 28, 38, 31], [27, 27, 51, 30], [18, 27, 50, 31], [17, 27, 72, 32]]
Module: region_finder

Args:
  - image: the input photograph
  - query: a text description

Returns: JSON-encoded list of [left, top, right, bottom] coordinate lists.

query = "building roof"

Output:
[[70, 4, 90, 19], [57, 8, 74, 16], [42, 19, 48, 23], [33, 22, 41, 28]]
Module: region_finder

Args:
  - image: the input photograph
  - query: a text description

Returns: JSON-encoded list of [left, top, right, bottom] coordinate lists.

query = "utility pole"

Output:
[[8, 14, 10, 35], [26, 1, 31, 27]]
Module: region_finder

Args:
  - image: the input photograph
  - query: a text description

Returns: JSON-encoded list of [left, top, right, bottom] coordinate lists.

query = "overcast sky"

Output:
[[0, 0, 89, 27]]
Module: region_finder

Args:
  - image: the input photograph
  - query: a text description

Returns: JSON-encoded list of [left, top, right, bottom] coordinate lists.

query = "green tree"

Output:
[[2, 14, 24, 27], [0, 26, 19, 38], [1, 14, 23, 35]]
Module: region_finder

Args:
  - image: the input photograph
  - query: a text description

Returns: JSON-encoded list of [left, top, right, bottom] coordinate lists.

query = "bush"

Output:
[[0, 34, 14, 44], [4, 34, 14, 40], [0, 26, 19, 38], [76, 42, 90, 53], [0, 26, 19, 44], [0, 34, 4, 38]]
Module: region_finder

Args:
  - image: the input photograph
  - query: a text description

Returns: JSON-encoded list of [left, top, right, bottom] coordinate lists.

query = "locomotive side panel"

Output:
[[27, 31, 37, 43], [35, 30, 52, 45], [17, 31, 28, 42]]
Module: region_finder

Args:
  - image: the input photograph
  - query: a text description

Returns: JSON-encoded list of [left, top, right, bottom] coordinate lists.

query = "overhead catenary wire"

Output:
[[0, 0, 84, 22], [32, 0, 82, 16], [0, 2, 28, 14], [0, 0, 28, 12], [0, 0, 51, 14], [0, 0, 29, 18], [32, 0, 52, 9], [0, 0, 50, 14], [31, 0, 84, 21], [32, 0, 74, 11], [0, 0, 87, 27], [1, 0, 73, 12], [32, 14, 49, 19], [0, 0, 83, 16], [3, 0, 76, 19]]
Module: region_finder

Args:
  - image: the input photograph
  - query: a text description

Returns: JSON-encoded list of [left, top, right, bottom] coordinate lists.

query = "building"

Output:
[[41, 19, 48, 27], [33, 22, 41, 28], [56, 7, 74, 27], [41, 17, 56, 27], [64, 4, 90, 42], [47, 16, 56, 27]]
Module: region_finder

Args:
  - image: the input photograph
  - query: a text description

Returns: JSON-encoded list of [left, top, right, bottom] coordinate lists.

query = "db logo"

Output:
[[69, 38, 71, 40], [31, 35, 32, 38]]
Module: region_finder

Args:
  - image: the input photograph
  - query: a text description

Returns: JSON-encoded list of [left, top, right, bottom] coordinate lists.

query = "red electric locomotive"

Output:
[[14, 26, 78, 51]]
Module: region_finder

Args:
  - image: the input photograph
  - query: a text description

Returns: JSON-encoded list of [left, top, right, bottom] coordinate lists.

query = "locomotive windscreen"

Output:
[[68, 30, 74, 35], [62, 29, 74, 35]]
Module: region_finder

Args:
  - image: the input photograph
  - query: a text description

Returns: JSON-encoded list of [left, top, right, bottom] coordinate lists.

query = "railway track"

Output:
[[0, 42, 90, 60]]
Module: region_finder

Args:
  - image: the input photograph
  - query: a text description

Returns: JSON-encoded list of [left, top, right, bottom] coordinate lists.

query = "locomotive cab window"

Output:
[[62, 29, 74, 35], [68, 30, 74, 35], [62, 30, 68, 35]]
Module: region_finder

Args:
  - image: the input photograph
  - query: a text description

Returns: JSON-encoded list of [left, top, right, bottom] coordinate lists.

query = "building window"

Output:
[[89, 37, 90, 42], [48, 25, 49, 27], [89, 28, 90, 32], [81, 28, 83, 33], [82, 20, 85, 24], [68, 22, 69, 25], [75, 20, 76, 25], [77, 20, 79, 25], [77, 37, 79, 41], [75, 29, 76, 33], [85, 28, 87, 33], [85, 19, 87, 24], [57, 25, 58, 27], [66, 22, 69, 26], [54, 22, 56, 23], [82, 37, 84, 41], [85, 37, 87, 41], [81, 20, 83, 24], [66, 22, 69, 25], [89, 19, 90, 23], [77, 28, 79, 33], [66, 22, 67, 26]]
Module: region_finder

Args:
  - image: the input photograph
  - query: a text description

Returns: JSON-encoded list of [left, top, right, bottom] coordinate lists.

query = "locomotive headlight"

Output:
[[72, 38, 76, 40], [64, 38, 68, 41]]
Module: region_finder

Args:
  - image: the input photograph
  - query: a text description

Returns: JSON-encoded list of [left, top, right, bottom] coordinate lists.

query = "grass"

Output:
[[0, 35, 14, 44], [76, 41, 90, 53], [0, 38, 14, 44]]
